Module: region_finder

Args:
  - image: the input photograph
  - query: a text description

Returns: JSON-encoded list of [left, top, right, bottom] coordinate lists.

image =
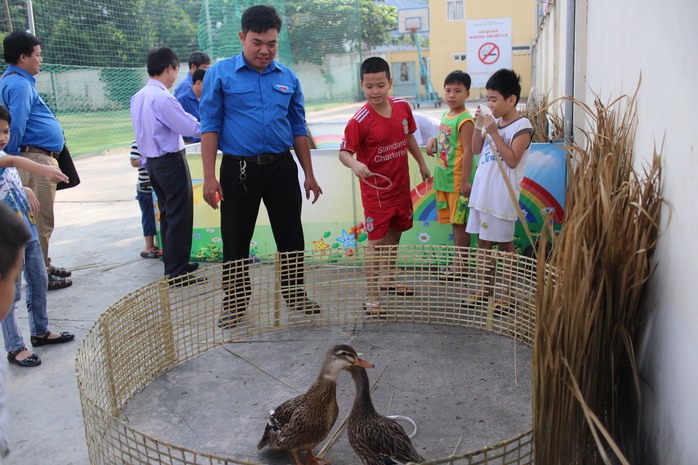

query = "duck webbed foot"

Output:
[[305, 449, 331, 465]]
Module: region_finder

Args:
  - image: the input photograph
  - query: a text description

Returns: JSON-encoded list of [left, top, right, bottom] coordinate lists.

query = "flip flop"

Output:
[[437, 269, 464, 281], [379, 283, 415, 296], [493, 300, 512, 315], [140, 250, 159, 259], [462, 293, 489, 307], [362, 302, 386, 318]]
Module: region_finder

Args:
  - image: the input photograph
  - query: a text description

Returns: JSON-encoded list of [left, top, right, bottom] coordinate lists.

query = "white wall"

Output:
[[534, 1, 698, 463]]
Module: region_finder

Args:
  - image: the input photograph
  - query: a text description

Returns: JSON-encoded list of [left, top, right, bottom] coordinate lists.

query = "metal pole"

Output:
[[203, 0, 214, 54], [3, 0, 13, 32], [356, 0, 363, 100], [26, 0, 36, 35], [564, 0, 576, 144]]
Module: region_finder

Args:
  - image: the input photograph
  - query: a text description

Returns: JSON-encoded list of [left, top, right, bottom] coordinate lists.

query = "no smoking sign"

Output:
[[478, 42, 500, 65]]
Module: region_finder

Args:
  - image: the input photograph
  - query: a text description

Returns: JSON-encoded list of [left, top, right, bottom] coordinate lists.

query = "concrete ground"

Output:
[[122, 325, 531, 464], [3, 101, 523, 465]]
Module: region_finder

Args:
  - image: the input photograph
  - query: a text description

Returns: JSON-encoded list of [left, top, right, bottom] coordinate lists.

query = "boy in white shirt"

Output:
[[468, 69, 533, 304]]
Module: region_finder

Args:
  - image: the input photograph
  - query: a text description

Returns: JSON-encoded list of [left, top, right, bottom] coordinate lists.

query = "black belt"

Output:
[[160, 149, 186, 158], [21, 145, 60, 159], [225, 151, 289, 165]]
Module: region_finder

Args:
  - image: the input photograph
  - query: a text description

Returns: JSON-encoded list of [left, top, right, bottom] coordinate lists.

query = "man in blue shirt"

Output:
[[200, 5, 323, 327], [177, 68, 205, 143], [174, 50, 210, 101], [0, 31, 72, 290]]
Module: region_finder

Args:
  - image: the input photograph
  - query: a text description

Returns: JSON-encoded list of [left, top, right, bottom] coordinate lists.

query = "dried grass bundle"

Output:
[[533, 87, 662, 464], [522, 95, 565, 143]]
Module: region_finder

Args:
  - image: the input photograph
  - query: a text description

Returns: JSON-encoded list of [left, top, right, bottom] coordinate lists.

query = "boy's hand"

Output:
[[425, 137, 437, 156], [478, 108, 499, 135], [460, 180, 472, 197], [483, 114, 498, 135], [24, 187, 40, 214], [418, 163, 431, 182], [41, 164, 69, 184], [351, 161, 372, 179]]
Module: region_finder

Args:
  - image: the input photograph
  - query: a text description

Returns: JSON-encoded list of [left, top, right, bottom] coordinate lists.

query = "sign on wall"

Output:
[[466, 17, 512, 88]]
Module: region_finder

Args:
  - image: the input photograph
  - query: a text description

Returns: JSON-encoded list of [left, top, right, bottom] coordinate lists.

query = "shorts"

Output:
[[436, 190, 465, 225], [363, 198, 414, 241], [465, 209, 515, 243]]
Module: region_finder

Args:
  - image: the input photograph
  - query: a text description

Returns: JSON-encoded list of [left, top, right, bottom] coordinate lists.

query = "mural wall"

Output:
[[160, 143, 566, 263]]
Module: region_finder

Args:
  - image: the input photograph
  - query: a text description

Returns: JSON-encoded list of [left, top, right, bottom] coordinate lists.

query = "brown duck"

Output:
[[258, 344, 374, 465], [347, 365, 425, 465]]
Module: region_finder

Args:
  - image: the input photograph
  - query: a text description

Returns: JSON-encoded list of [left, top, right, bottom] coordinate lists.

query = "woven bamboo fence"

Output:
[[76, 244, 550, 464]]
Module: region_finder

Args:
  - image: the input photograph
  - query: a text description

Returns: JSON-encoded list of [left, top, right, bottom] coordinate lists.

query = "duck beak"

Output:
[[354, 357, 375, 368]]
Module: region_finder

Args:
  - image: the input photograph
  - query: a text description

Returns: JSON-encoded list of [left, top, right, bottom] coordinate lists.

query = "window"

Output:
[[447, 0, 464, 21]]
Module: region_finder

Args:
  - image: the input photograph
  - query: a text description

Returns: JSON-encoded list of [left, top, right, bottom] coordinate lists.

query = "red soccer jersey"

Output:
[[340, 97, 416, 208]]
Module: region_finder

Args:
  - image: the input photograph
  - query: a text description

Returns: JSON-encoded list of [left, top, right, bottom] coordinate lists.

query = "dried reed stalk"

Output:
[[533, 85, 662, 464], [522, 95, 565, 143]]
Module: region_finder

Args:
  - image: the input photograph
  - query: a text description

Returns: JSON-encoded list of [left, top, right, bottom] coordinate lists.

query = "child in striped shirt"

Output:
[[130, 141, 159, 258]]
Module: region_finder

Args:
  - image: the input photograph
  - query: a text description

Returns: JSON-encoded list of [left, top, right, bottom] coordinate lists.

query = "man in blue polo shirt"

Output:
[[174, 50, 210, 102], [200, 4, 323, 328], [177, 68, 205, 143], [0, 31, 72, 290]]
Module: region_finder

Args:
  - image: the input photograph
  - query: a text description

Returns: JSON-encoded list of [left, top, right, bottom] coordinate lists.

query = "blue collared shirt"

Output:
[[199, 53, 308, 156], [130, 79, 201, 158], [177, 88, 201, 143], [177, 88, 200, 121], [173, 73, 193, 100], [0, 65, 64, 154]]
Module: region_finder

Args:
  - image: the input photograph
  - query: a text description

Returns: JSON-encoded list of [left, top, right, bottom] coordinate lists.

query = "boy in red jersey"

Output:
[[339, 57, 430, 316]]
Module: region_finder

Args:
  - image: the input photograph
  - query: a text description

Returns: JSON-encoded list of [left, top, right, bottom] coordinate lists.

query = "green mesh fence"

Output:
[[2, 0, 407, 155]]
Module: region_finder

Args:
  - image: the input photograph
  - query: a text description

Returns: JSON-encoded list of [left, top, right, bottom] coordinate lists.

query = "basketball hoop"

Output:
[[398, 8, 429, 35]]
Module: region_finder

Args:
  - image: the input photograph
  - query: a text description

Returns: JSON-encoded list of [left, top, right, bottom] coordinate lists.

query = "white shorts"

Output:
[[465, 209, 516, 243]]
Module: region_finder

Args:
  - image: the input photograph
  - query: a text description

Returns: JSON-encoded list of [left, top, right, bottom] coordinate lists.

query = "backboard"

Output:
[[397, 8, 430, 34]]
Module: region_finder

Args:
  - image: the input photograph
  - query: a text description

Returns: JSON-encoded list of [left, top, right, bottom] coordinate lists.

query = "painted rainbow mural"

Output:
[[411, 177, 438, 221], [519, 177, 564, 224], [308, 122, 347, 149], [409, 143, 567, 250]]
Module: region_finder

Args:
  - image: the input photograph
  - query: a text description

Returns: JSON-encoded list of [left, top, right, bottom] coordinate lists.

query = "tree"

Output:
[[285, 0, 397, 65], [31, 0, 198, 67]]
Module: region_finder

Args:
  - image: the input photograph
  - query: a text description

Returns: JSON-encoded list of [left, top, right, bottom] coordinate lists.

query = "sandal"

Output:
[[462, 293, 489, 307], [7, 347, 41, 367], [140, 249, 159, 259], [379, 283, 415, 296], [47, 274, 72, 291], [48, 265, 71, 277], [362, 302, 386, 318], [437, 268, 464, 282], [493, 300, 512, 315]]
